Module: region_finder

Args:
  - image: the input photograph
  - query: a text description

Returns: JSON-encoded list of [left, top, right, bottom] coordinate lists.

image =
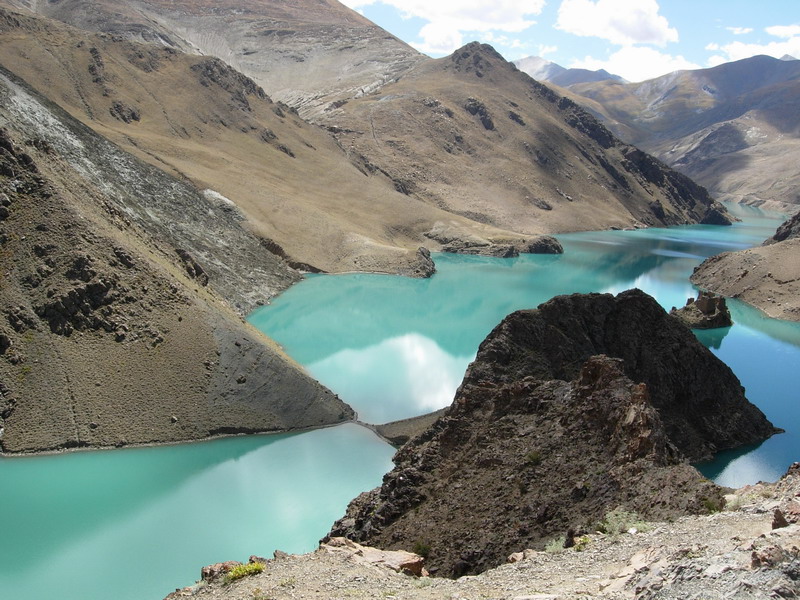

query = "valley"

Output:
[[0, 1, 798, 599]]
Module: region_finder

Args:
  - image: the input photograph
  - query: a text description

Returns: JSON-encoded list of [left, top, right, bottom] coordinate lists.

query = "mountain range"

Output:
[[0, 0, 788, 454], [513, 55, 625, 87], [542, 54, 800, 211]]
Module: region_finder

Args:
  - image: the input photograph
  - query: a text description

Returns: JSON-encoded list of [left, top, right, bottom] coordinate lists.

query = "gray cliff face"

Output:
[[328, 291, 777, 577], [0, 69, 353, 453]]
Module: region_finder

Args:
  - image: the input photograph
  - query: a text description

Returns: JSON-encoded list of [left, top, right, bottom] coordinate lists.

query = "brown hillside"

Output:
[[0, 65, 353, 453], [563, 56, 800, 211], [323, 43, 728, 235], [0, 5, 519, 275], [3, 1, 730, 243]]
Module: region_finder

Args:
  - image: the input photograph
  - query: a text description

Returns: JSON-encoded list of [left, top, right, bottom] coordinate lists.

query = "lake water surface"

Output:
[[1, 205, 798, 600]]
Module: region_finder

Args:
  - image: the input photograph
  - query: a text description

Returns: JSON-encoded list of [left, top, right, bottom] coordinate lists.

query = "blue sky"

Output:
[[340, 0, 800, 81]]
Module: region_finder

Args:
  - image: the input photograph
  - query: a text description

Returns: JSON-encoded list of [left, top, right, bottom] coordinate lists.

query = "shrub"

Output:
[[412, 540, 431, 559], [598, 507, 650, 536], [524, 450, 542, 466], [224, 561, 264, 584], [544, 535, 566, 553]]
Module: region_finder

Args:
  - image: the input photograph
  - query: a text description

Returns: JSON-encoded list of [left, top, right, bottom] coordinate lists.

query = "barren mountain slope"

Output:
[[322, 43, 729, 235], [0, 65, 353, 453], [5, 0, 426, 120], [691, 210, 800, 322], [0, 6, 525, 275], [564, 56, 800, 211], [5, 1, 732, 236]]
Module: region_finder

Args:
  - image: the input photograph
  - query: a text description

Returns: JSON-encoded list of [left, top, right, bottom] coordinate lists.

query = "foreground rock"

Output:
[[670, 291, 733, 329], [0, 74, 352, 453], [326, 291, 777, 577], [165, 464, 800, 599], [691, 211, 800, 322]]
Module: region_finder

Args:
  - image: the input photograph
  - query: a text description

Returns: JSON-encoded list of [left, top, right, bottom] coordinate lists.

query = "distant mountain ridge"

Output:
[[560, 54, 800, 210], [0, 0, 728, 270], [513, 55, 625, 86]]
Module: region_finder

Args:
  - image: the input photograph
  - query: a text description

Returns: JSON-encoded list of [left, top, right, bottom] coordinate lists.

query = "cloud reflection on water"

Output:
[[307, 333, 474, 424]]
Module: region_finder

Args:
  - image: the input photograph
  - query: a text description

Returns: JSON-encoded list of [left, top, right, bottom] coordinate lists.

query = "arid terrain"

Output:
[[0, 1, 729, 277], [556, 55, 800, 213], [168, 468, 800, 599], [691, 211, 800, 321]]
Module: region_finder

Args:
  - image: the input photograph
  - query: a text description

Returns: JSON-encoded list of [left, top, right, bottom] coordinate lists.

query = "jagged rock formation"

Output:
[[0, 74, 352, 452], [691, 210, 800, 322], [327, 291, 777, 577], [561, 55, 800, 211], [670, 291, 733, 329]]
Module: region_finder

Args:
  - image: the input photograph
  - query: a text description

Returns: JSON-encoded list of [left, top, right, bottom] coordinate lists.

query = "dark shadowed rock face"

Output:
[[465, 289, 776, 461], [327, 290, 777, 577], [767, 210, 800, 244], [328, 355, 725, 578]]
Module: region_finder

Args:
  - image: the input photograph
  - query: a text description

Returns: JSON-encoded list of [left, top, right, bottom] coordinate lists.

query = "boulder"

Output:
[[670, 290, 733, 329]]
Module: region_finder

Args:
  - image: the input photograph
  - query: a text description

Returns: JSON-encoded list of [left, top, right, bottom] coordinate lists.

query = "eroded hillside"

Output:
[[562, 56, 800, 211], [2, 1, 731, 255], [0, 67, 352, 453]]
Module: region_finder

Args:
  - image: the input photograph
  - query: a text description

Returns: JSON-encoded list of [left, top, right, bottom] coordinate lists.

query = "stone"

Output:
[[670, 290, 733, 329], [322, 537, 427, 576], [772, 508, 789, 529], [200, 560, 241, 582]]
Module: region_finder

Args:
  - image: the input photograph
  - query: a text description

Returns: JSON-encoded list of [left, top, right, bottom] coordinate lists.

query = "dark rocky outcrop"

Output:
[[459, 290, 776, 461], [766, 210, 800, 244], [670, 290, 733, 329], [328, 291, 778, 577]]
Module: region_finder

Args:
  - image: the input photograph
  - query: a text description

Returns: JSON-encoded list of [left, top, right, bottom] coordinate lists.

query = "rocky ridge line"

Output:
[[326, 290, 777, 577]]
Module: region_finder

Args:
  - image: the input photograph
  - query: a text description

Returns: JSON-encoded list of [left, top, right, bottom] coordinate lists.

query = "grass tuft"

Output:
[[224, 561, 264, 584]]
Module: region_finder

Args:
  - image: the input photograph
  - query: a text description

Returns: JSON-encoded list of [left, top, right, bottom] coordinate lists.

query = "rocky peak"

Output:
[[327, 291, 776, 577], [465, 289, 775, 460]]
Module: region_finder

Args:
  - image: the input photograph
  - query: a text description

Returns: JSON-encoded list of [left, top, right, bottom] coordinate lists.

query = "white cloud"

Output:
[[766, 24, 800, 38], [726, 27, 753, 35], [556, 0, 677, 46], [339, 0, 545, 56], [570, 46, 700, 82], [706, 54, 727, 68], [706, 37, 800, 64], [705, 23, 800, 65], [538, 44, 558, 57]]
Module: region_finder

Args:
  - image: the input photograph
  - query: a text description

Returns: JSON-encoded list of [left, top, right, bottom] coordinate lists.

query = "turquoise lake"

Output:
[[1, 204, 798, 600]]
